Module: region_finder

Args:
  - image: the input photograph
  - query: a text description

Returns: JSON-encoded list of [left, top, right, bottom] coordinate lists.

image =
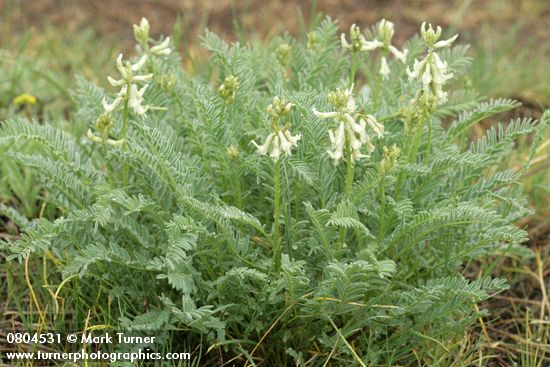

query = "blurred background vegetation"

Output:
[[0, 0, 548, 365]]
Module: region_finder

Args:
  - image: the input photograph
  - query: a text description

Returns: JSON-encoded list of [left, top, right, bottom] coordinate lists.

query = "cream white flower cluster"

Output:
[[313, 87, 383, 165], [341, 20, 407, 80], [88, 54, 153, 145], [88, 17, 173, 146], [341, 24, 382, 53], [252, 97, 301, 161], [406, 22, 458, 104], [100, 17, 173, 118], [102, 54, 153, 116]]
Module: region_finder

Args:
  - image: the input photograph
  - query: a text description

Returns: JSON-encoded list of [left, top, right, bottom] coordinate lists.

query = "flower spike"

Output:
[[313, 87, 383, 165]]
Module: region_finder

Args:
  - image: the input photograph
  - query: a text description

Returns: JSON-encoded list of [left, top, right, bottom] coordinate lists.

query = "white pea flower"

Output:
[[102, 86, 126, 114], [361, 39, 384, 51], [327, 122, 346, 162], [313, 87, 382, 165], [362, 114, 384, 138], [87, 129, 124, 147], [150, 37, 172, 56], [406, 58, 427, 80], [434, 35, 459, 49], [252, 132, 275, 156], [128, 84, 149, 116], [388, 45, 407, 63]]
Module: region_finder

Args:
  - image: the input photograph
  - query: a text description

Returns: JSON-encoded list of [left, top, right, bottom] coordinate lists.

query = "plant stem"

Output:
[[377, 174, 386, 241], [219, 103, 226, 130], [344, 144, 355, 197], [409, 123, 424, 164], [338, 138, 354, 251], [231, 161, 244, 208], [273, 158, 282, 273], [350, 53, 357, 87], [395, 115, 425, 200], [218, 103, 230, 194], [373, 73, 382, 107], [426, 118, 432, 164], [121, 96, 129, 187]]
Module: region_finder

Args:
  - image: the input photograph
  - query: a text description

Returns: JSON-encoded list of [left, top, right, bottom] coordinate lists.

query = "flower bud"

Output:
[[307, 32, 320, 50], [133, 17, 150, 46], [267, 96, 294, 118], [158, 73, 176, 92], [328, 88, 352, 111], [380, 145, 400, 174], [218, 75, 240, 103], [420, 22, 442, 46], [276, 43, 292, 67], [226, 145, 240, 160], [95, 114, 115, 135], [87, 129, 104, 144]]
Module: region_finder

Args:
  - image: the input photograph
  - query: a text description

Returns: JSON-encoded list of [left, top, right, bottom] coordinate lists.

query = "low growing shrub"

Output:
[[1, 17, 548, 366]]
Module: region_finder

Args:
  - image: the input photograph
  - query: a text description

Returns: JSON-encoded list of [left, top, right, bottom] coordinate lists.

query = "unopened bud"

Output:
[[328, 88, 351, 110], [133, 17, 150, 46], [218, 75, 239, 103], [420, 22, 442, 46], [158, 73, 176, 91], [307, 32, 320, 50], [226, 145, 240, 160], [380, 145, 400, 174], [276, 43, 292, 67], [267, 96, 294, 119], [95, 114, 114, 135], [378, 19, 395, 46]]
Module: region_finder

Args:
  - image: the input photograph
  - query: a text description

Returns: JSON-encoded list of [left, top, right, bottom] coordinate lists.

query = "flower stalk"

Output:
[[251, 97, 300, 273], [314, 87, 384, 251]]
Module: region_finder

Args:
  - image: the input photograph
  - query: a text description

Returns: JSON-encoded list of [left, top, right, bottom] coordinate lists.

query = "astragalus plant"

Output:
[[1, 17, 547, 366]]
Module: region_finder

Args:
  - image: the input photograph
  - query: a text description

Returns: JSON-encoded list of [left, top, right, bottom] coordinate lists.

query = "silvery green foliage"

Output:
[[1, 17, 547, 366]]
